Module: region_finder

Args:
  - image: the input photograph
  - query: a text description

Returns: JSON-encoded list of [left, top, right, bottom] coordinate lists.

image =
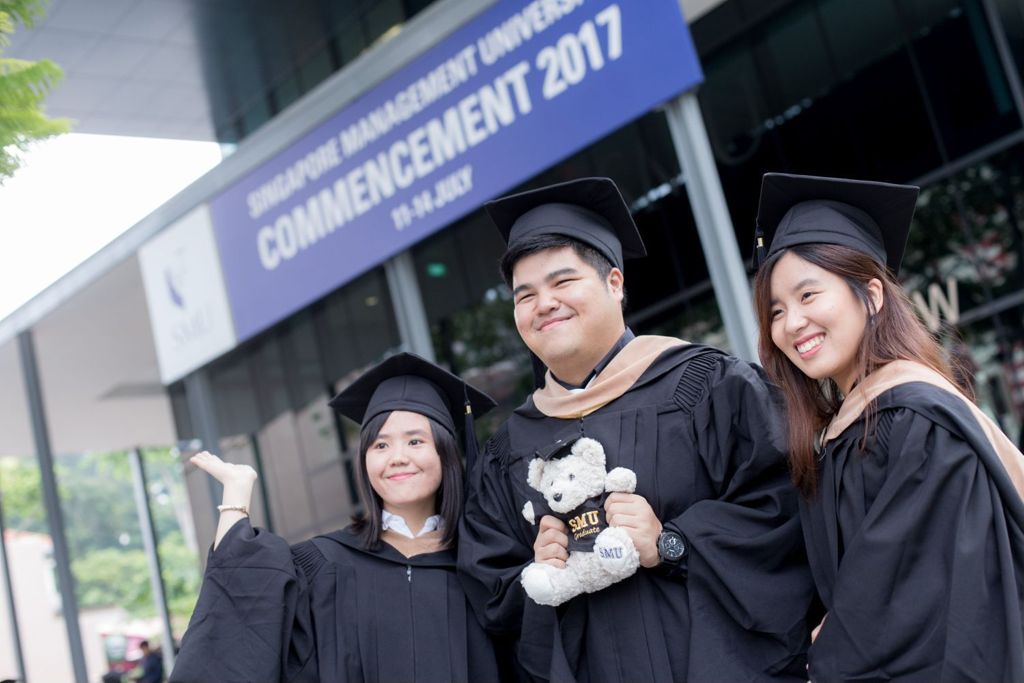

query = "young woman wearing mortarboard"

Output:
[[752, 173, 1024, 683], [169, 354, 501, 683]]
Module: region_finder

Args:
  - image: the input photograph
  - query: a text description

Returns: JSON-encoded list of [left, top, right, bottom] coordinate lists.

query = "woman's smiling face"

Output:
[[769, 251, 881, 394], [365, 410, 442, 515]]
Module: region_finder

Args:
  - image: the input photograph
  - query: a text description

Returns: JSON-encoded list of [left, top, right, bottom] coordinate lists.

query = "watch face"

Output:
[[659, 532, 685, 562]]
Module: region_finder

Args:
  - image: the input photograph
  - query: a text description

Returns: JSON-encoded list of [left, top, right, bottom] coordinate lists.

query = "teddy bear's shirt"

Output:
[[527, 491, 610, 552]]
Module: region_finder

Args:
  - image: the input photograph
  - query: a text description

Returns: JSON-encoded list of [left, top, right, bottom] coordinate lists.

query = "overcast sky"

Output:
[[0, 133, 222, 321]]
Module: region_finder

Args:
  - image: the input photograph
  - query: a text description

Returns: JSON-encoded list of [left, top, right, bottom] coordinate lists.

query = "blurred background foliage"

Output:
[[0, 449, 200, 625]]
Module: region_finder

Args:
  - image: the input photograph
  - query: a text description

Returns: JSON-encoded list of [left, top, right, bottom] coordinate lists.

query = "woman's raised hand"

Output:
[[191, 450, 257, 491], [191, 451, 258, 549]]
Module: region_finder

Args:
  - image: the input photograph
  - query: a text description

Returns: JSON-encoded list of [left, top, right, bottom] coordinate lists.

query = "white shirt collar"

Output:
[[381, 510, 443, 539]]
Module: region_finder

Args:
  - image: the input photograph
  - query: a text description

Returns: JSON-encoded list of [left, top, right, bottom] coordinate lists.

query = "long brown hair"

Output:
[[753, 243, 972, 497]]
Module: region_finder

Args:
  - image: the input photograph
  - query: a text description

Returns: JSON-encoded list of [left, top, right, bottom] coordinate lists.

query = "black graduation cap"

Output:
[[328, 352, 496, 436], [754, 173, 919, 274], [485, 177, 646, 270]]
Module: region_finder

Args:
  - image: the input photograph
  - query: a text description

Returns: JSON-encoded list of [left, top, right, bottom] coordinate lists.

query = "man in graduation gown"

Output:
[[458, 177, 816, 683]]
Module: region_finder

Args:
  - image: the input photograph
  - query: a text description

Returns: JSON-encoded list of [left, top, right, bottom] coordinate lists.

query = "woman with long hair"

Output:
[[752, 173, 1024, 682], [170, 353, 500, 683]]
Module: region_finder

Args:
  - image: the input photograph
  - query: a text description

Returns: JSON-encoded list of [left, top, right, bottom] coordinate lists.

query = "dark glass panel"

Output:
[[298, 50, 334, 95], [200, 0, 439, 144], [167, 382, 195, 441], [818, 0, 903, 78], [770, 48, 942, 181], [364, 0, 406, 40], [910, 0, 1018, 158], [993, 0, 1024, 87], [754, 1, 833, 113], [271, 75, 302, 113]]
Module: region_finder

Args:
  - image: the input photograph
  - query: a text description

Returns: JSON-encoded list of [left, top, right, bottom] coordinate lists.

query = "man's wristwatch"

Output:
[[656, 530, 686, 564]]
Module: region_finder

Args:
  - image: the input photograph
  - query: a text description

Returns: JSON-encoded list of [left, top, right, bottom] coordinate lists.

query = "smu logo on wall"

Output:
[[165, 266, 186, 310], [209, 0, 703, 342], [139, 205, 237, 384]]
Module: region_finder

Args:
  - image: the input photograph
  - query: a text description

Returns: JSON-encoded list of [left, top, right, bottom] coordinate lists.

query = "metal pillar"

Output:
[[0, 487, 27, 682], [183, 370, 224, 517], [129, 448, 176, 675], [979, 0, 1024, 129], [664, 91, 760, 362], [181, 370, 225, 564], [17, 330, 88, 683], [385, 251, 436, 361], [247, 433, 275, 532]]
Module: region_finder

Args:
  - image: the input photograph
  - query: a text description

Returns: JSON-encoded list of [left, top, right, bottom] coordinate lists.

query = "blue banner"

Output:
[[209, 0, 703, 342]]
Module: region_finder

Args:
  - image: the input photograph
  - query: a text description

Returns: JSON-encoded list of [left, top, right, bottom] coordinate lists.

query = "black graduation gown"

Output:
[[802, 383, 1024, 683], [170, 518, 500, 683], [459, 344, 816, 683]]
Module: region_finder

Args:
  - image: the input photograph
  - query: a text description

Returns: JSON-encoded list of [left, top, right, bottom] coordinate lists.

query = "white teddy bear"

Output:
[[520, 437, 641, 606]]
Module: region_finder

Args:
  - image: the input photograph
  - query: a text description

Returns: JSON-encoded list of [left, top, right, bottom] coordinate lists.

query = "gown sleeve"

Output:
[[809, 406, 1024, 683], [458, 425, 536, 636], [668, 355, 815, 677], [169, 518, 318, 683], [458, 426, 558, 681]]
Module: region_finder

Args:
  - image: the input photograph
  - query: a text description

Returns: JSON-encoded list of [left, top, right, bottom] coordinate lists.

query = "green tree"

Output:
[[0, 0, 70, 182], [72, 531, 200, 623], [0, 456, 46, 533]]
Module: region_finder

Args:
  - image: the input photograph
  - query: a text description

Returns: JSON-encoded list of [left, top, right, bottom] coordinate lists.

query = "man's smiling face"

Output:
[[511, 245, 625, 384]]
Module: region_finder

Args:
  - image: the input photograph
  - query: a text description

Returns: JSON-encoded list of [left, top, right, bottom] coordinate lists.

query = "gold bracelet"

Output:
[[217, 504, 249, 515]]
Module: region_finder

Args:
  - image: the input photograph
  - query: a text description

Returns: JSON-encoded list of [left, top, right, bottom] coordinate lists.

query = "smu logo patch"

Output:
[[569, 510, 602, 542], [599, 546, 624, 559]]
